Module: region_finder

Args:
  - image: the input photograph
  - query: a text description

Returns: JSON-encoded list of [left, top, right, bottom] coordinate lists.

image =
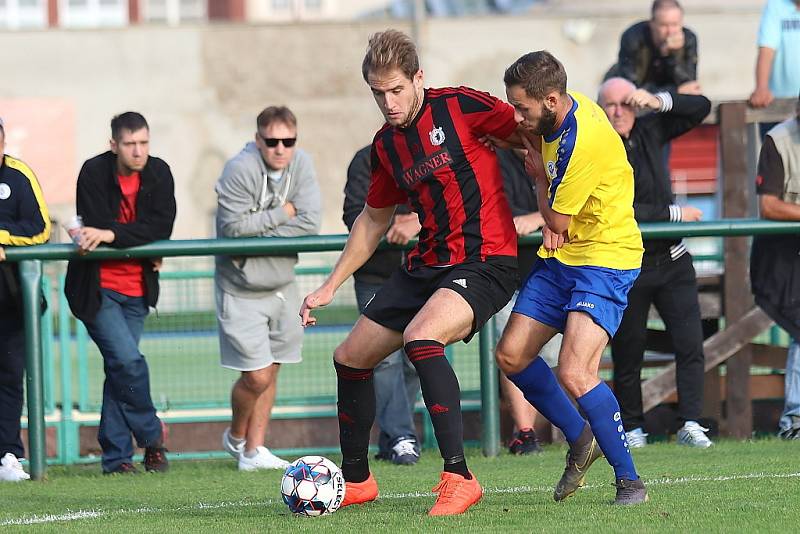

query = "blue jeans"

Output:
[[354, 279, 420, 454], [83, 289, 161, 472], [780, 339, 800, 432]]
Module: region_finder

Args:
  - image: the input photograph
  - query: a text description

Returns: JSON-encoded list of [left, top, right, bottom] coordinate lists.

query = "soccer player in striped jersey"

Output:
[[494, 51, 649, 505], [300, 29, 523, 516]]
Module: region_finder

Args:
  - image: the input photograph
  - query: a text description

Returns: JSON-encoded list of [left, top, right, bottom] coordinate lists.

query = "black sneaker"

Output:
[[508, 428, 543, 455], [103, 462, 138, 475], [389, 436, 419, 465], [614, 477, 648, 505], [778, 416, 800, 440], [553, 425, 604, 501]]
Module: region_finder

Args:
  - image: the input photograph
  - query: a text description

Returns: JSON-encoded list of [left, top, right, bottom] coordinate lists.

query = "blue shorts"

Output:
[[513, 257, 640, 338]]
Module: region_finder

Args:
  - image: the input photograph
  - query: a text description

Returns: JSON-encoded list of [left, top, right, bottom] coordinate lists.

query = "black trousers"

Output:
[[611, 253, 705, 431], [0, 313, 25, 458]]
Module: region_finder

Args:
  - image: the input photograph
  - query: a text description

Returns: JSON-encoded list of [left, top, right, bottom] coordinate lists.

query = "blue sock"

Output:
[[577, 381, 638, 481], [507, 357, 586, 444]]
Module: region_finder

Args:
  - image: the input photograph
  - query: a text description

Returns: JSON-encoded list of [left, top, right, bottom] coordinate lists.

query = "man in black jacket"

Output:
[[0, 117, 51, 482], [605, 0, 701, 95], [750, 93, 800, 439], [64, 112, 176, 474], [599, 78, 713, 448], [343, 145, 421, 465]]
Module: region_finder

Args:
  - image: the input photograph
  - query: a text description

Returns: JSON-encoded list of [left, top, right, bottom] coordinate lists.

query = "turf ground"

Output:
[[2, 439, 799, 533]]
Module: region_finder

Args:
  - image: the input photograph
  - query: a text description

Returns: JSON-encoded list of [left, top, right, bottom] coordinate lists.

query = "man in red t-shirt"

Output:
[[64, 112, 176, 475], [300, 30, 522, 516]]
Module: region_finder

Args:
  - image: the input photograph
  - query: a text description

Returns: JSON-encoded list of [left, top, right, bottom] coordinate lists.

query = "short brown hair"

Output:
[[361, 29, 420, 82], [111, 111, 149, 141], [256, 106, 297, 130], [503, 51, 567, 99], [651, 0, 682, 18]]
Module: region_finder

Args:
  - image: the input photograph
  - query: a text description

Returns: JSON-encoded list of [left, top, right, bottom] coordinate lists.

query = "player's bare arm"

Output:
[[300, 203, 395, 326]]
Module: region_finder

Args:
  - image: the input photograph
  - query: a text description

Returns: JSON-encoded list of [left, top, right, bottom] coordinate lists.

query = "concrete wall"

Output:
[[0, 6, 763, 242]]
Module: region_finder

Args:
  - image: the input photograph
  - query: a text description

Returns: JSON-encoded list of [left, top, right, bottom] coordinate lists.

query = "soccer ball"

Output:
[[280, 456, 346, 517]]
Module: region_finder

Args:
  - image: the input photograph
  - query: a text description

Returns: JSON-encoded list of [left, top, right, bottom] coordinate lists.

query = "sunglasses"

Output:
[[260, 135, 297, 148]]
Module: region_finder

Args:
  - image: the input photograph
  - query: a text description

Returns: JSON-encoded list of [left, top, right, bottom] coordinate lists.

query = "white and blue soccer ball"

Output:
[[280, 455, 346, 517]]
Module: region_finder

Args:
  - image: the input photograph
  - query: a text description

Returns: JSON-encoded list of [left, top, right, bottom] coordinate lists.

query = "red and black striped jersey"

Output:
[[366, 86, 518, 270]]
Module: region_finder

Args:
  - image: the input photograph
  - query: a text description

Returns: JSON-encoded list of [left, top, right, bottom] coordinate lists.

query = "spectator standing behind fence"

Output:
[[599, 78, 713, 449], [0, 117, 51, 482], [64, 112, 175, 475], [343, 145, 422, 465], [748, 0, 800, 110], [750, 92, 800, 440], [215, 106, 321, 470], [493, 148, 562, 455], [605, 0, 701, 96]]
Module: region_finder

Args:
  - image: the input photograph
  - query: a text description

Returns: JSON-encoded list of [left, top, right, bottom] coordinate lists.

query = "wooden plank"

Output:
[[720, 101, 756, 438], [641, 307, 772, 412], [705, 98, 796, 125], [751, 343, 788, 369]]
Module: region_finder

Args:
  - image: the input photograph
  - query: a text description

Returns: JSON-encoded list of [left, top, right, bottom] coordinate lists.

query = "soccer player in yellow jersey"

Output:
[[494, 51, 648, 505]]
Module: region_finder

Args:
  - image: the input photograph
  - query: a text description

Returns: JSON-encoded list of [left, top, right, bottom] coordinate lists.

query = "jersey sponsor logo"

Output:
[[400, 149, 453, 189], [452, 278, 467, 288], [0, 183, 10, 200], [576, 301, 595, 309], [429, 125, 445, 146]]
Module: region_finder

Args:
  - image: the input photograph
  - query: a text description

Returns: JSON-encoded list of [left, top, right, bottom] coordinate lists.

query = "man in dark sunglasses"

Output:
[[214, 105, 321, 471]]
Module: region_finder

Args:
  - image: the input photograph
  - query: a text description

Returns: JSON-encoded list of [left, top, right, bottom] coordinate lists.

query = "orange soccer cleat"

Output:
[[341, 472, 379, 507], [428, 471, 483, 516]]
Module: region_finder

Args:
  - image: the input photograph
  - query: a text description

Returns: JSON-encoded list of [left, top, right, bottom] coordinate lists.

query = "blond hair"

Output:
[[361, 29, 420, 82]]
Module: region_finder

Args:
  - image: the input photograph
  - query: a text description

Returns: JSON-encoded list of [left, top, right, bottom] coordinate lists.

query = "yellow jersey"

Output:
[[538, 91, 643, 270]]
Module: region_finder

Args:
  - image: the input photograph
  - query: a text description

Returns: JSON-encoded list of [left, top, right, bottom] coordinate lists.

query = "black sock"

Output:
[[405, 340, 470, 479], [334, 360, 375, 483]]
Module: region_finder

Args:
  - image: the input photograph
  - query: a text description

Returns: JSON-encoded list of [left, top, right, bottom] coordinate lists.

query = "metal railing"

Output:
[[6, 217, 800, 480]]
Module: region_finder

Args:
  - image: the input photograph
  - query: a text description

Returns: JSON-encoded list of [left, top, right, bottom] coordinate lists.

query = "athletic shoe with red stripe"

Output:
[[341, 472, 379, 507], [428, 471, 483, 516]]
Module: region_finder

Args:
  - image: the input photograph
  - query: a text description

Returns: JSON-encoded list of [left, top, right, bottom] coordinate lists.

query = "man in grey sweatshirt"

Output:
[[215, 106, 321, 470]]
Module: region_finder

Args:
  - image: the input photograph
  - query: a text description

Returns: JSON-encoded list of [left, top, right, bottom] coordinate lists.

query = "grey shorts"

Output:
[[494, 290, 562, 368], [215, 282, 303, 371]]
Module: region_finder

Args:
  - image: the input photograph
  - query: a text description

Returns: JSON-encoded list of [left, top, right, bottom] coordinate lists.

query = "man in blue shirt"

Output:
[[749, 0, 800, 108]]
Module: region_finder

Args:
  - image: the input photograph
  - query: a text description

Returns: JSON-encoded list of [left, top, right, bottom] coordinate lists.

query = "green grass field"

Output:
[[2, 439, 799, 532]]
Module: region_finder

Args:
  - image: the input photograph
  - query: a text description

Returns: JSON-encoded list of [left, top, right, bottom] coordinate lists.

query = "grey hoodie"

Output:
[[214, 142, 322, 297]]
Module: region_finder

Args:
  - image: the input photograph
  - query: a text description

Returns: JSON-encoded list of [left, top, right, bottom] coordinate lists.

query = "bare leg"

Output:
[[230, 364, 281, 451], [500, 373, 538, 432]]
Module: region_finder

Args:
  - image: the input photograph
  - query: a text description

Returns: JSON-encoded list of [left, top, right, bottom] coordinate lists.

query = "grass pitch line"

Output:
[[3, 471, 799, 526]]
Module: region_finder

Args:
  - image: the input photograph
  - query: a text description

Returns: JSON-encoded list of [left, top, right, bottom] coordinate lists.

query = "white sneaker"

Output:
[[677, 421, 713, 448], [0, 453, 31, 482], [238, 446, 290, 471], [625, 427, 648, 449], [222, 427, 245, 460]]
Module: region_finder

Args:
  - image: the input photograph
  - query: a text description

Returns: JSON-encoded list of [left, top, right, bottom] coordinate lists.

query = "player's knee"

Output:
[[556, 366, 582, 396], [495, 344, 523, 375], [240, 368, 273, 394], [333, 343, 358, 368]]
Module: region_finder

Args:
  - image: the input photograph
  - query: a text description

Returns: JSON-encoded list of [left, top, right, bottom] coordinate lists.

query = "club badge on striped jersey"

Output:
[[429, 126, 445, 146]]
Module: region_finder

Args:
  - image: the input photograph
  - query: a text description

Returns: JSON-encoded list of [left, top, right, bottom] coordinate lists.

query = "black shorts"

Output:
[[362, 255, 518, 343]]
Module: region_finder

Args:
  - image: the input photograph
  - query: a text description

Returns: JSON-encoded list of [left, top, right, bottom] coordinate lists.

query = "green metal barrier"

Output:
[[5, 217, 800, 479]]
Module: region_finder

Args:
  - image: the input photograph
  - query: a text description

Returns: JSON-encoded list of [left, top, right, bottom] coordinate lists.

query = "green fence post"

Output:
[[58, 274, 79, 464], [479, 319, 499, 457], [41, 275, 55, 414], [20, 259, 46, 480], [77, 321, 89, 411]]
